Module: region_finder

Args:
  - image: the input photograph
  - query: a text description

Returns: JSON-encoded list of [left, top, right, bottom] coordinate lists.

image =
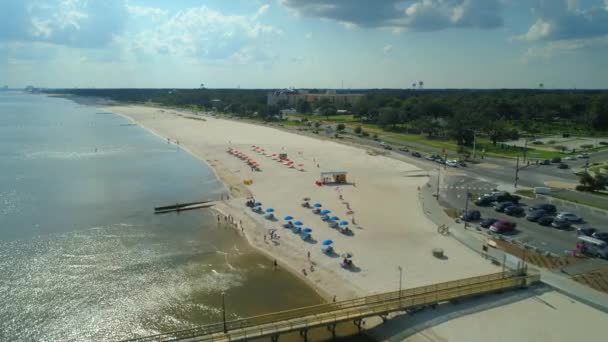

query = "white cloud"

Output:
[[126, 3, 168, 22], [383, 44, 393, 54], [128, 6, 281, 64], [522, 35, 608, 61], [253, 4, 270, 19]]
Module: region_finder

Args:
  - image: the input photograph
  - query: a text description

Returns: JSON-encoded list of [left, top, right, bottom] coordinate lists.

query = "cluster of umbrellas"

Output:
[[321, 239, 352, 259], [250, 145, 305, 171], [227, 147, 261, 171]]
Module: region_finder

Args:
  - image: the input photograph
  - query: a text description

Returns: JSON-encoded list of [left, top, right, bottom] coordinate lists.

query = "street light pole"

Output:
[[222, 292, 227, 333], [436, 168, 441, 200], [398, 266, 403, 300], [514, 156, 520, 188], [463, 189, 470, 229], [472, 132, 476, 160]]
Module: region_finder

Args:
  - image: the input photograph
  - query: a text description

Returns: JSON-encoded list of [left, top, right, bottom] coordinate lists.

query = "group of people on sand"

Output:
[[245, 197, 257, 208]]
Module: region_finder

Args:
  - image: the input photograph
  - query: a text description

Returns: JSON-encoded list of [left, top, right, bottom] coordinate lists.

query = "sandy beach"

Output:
[[106, 104, 608, 341]]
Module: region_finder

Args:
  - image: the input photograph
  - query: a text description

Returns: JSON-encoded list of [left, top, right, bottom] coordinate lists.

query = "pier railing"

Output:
[[120, 271, 538, 342]]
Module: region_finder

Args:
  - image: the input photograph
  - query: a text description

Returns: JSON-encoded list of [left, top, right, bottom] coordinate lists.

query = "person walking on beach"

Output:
[[307, 251, 310, 260], [273, 259, 278, 270]]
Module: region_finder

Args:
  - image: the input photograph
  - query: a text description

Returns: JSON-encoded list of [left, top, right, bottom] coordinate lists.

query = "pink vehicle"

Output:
[[489, 220, 516, 233]]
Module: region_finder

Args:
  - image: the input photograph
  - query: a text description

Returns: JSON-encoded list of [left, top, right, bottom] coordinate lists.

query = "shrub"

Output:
[[373, 134, 379, 140], [531, 141, 544, 145], [576, 185, 591, 192], [600, 141, 608, 146], [581, 144, 593, 149], [337, 123, 345, 131], [553, 145, 567, 151], [354, 125, 362, 134], [547, 140, 557, 144], [562, 133, 570, 138], [361, 131, 370, 137]]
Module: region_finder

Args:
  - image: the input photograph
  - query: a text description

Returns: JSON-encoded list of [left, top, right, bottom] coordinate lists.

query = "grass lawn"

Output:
[[548, 192, 608, 211]]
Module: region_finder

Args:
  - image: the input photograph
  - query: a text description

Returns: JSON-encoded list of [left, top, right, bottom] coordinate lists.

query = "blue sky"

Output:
[[1, 0, 607, 89]]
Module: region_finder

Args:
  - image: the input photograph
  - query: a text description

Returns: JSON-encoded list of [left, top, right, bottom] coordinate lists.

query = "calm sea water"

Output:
[[0, 93, 322, 341]]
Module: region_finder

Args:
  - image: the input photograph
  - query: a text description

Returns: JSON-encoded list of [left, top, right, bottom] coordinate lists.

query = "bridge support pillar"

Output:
[[327, 323, 337, 339], [353, 319, 363, 333], [271, 334, 280, 342], [299, 328, 309, 342]]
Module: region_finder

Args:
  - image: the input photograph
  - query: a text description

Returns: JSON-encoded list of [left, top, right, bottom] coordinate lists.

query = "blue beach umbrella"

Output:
[[303, 228, 313, 233], [339, 220, 349, 226], [254, 202, 262, 207], [294, 221, 303, 226], [330, 216, 339, 221], [313, 203, 322, 208], [284, 215, 294, 221], [266, 208, 275, 213], [322, 239, 333, 246], [321, 209, 331, 215]]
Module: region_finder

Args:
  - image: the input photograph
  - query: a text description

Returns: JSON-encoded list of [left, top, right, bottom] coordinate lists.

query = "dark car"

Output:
[[528, 204, 557, 214], [480, 218, 498, 228], [537, 216, 555, 226], [457, 160, 467, 167], [540, 159, 551, 165], [461, 210, 481, 222], [551, 157, 562, 163], [475, 196, 494, 206], [578, 227, 597, 236], [492, 192, 521, 203], [494, 201, 514, 212], [558, 163, 569, 169], [398, 147, 409, 152], [490, 220, 516, 233], [383, 145, 393, 150], [526, 209, 547, 221], [504, 206, 524, 216], [411, 151, 421, 158], [551, 218, 571, 229], [593, 232, 608, 242]]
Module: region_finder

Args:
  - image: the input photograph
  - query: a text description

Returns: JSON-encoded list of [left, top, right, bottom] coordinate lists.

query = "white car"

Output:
[[446, 160, 459, 167], [556, 212, 582, 223], [576, 154, 589, 159], [564, 156, 576, 161]]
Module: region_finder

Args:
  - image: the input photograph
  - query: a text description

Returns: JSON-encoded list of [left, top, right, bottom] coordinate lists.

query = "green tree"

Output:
[[354, 125, 362, 134], [296, 100, 312, 114], [337, 123, 345, 131], [378, 108, 400, 128]]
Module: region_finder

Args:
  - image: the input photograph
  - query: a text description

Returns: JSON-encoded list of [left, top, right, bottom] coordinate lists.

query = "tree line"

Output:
[[50, 88, 608, 145]]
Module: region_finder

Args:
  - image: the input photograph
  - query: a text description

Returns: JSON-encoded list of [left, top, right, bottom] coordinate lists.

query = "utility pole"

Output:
[[222, 292, 227, 333], [514, 156, 520, 188], [472, 132, 477, 160], [584, 159, 589, 173], [522, 139, 528, 163], [398, 266, 403, 300], [436, 168, 441, 200], [463, 189, 470, 229]]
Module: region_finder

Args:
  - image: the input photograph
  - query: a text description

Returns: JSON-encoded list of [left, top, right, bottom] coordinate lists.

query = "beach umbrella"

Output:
[[284, 215, 294, 221], [322, 239, 333, 246], [313, 203, 322, 208], [294, 221, 303, 226], [303, 197, 310, 201], [266, 208, 275, 213], [321, 209, 331, 215], [341, 252, 353, 259], [254, 202, 262, 207], [303, 228, 313, 233], [330, 216, 340, 221], [339, 221, 349, 226]]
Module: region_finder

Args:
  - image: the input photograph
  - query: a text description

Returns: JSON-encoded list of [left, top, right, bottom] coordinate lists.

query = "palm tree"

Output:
[[539, 83, 544, 89], [418, 81, 424, 89], [200, 83, 205, 89], [412, 83, 416, 89]]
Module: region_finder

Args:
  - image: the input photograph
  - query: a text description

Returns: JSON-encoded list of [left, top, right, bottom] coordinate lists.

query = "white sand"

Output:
[[108, 105, 498, 300], [107, 105, 608, 341]]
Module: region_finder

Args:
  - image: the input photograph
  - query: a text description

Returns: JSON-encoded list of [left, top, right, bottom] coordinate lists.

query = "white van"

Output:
[[578, 236, 608, 259]]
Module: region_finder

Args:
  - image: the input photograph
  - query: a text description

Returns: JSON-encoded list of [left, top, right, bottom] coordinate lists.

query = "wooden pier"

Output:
[[154, 201, 215, 214], [120, 271, 539, 342]]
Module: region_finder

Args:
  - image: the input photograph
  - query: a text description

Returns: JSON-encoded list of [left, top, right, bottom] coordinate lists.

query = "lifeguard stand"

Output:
[[320, 171, 348, 184]]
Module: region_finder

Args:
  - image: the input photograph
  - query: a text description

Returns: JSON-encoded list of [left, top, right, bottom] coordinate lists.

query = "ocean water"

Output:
[[0, 93, 322, 341]]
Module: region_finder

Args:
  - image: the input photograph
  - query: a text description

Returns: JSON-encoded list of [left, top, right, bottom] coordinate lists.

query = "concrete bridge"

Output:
[[121, 271, 539, 342]]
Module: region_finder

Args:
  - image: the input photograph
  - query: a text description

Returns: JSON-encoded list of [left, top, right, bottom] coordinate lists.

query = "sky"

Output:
[[1, 0, 607, 89]]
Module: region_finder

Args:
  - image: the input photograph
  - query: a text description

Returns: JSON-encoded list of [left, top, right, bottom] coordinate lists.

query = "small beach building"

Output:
[[320, 171, 348, 184]]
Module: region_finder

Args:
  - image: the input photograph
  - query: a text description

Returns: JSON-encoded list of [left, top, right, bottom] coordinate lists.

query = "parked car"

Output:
[[492, 192, 521, 203], [526, 209, 547, 222], [446, 160, 459, 167], [457, 160, 467, 167], [556, 212, 583, 223], [461, 210, 481, 222], [593, 232, 608, 242], [578, 236, 608, 259], [504, 206, 525, 216], [490, 220, 516, 233], [552, 218, 571, 229], [411, 151, 421, 158], [494, 201, 515, 212], [475, 196, 494, 206], [540, 159, 551, 165], [564, 156, 576, 161], [398, 147, 409, 152], [551, 157, 562, 163], [425, 154, 438, 161], [577, 227, 597, 236], [577, 153, 589, 159], [480, 218, 498, 228], [528, 204, 557, 214], [537, 216, 555, 226], [558, 163, 569, 169], [383, 145, 393, 150]]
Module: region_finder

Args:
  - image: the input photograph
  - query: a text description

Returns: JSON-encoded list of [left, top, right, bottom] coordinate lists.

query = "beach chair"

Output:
[[329, 221, 339, 228], [321, 215, 329, 221], [322, 245, 334, 254], [264, 213, 274, 220], [312, 208, 321, 214], [301, 233, 311, 241]]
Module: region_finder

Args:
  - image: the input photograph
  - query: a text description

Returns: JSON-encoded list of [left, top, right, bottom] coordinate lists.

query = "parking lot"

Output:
[[440, 175, 607, 256]]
